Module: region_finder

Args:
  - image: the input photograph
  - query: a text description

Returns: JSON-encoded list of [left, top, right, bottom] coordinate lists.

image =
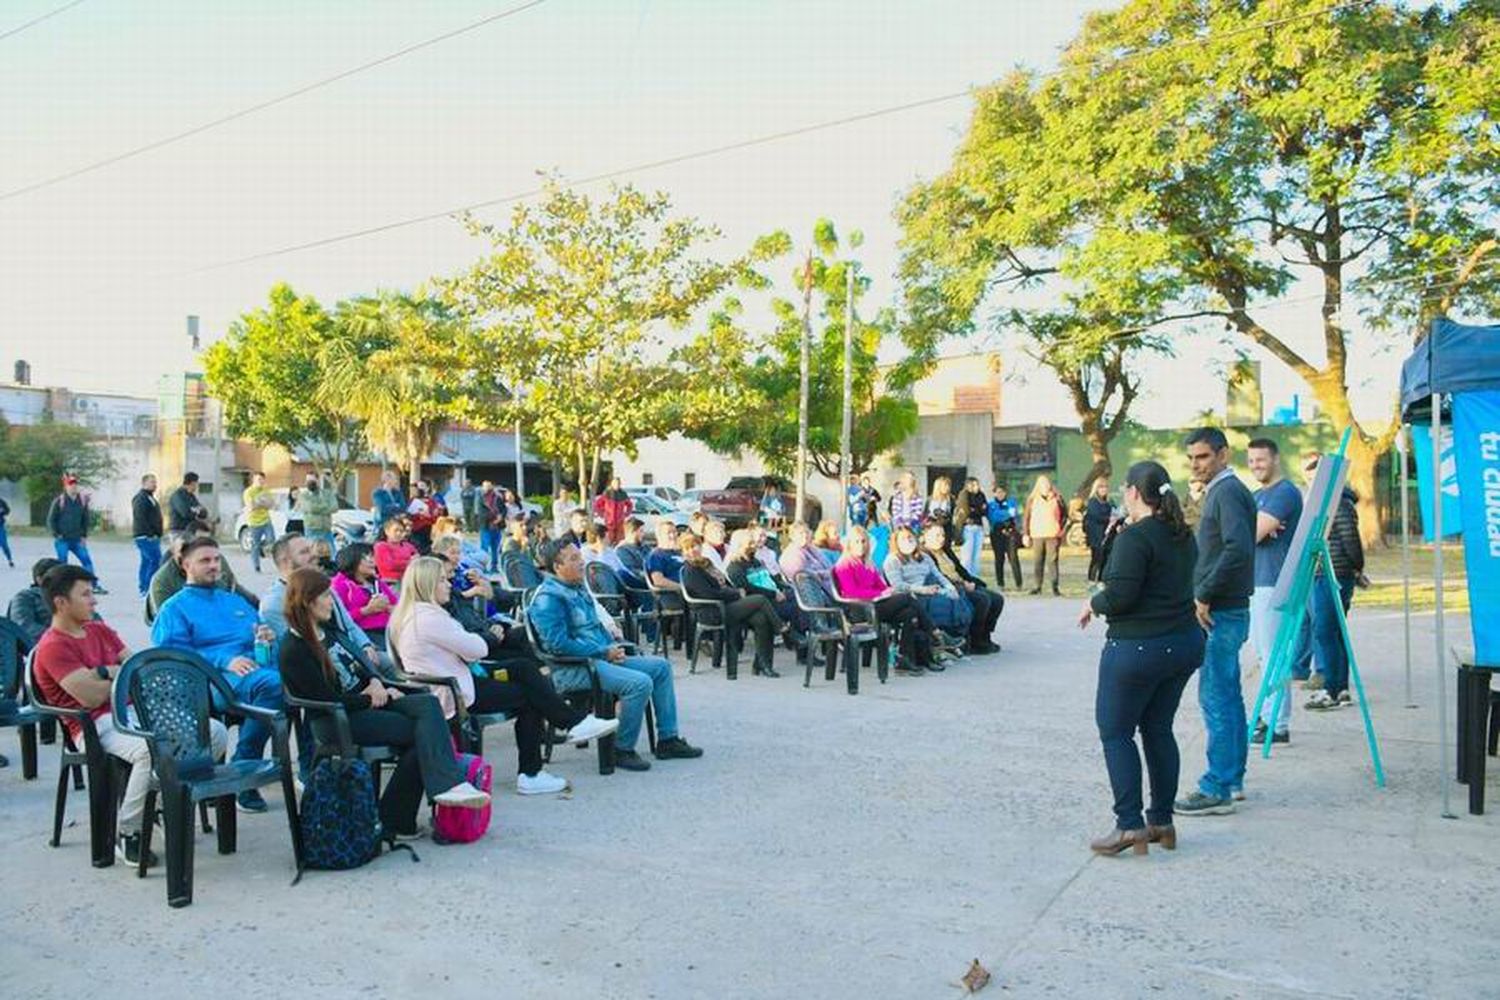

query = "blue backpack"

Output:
[[294, 758, 387, 880]]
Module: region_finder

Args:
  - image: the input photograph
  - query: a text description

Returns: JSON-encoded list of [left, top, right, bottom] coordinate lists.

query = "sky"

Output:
[[0, 0, 1408, 431]]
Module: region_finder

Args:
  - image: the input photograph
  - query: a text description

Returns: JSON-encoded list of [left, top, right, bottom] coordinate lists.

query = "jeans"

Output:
[[53, 537, 95, 575], [554, 655, 679, 752], [247, 522, 276, 572], [1196, 606, 1250, 800], [213, 666, 287, 765], [0, 521, 11, 564], [960, 524, 985, 576], [1251, 587, 1291, 734], [1310, 575, 1357, 697], [480, 528, 503, 572], [1096, 627, 1204, 829], [329, 693, 464, 834], [305, 529, 337, 554], [134, 537, 162, 595], [1031, 537, 1060, 592], [97, 710, 228, 834]]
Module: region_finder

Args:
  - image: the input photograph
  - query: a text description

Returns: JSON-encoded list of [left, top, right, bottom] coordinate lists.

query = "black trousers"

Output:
[[964, 587, 1003, 647], [470, 657, 586, 777], [1031, 537, 1061, 592], [873, 592, 933, 666], [990, 526, 1022, 588], [1087, 544, 1108, 582], [724, 594, 779, 667], [330, 693, 464, 836]]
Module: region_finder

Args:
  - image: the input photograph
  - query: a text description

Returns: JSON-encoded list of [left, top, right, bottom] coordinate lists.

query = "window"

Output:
[[683, 472, 696, 489], [642, 473, 654, 485]]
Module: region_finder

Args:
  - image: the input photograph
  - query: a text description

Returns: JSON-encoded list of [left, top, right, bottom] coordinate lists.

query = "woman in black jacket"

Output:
[[724, 529, 806, 652], [921, 523, 1002, 654], [679, 532, 782, 677], [1083, 477, 1116, 582], [1077, 462, 1204, 857], [277, 568, 489, 838]]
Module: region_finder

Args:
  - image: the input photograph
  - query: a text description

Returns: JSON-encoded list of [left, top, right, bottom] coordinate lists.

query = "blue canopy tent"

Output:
[[1398, 318, 1500, 817]]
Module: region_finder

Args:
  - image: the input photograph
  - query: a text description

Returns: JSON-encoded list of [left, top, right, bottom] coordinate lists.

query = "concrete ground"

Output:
[[0, 537, 1494, 1000]]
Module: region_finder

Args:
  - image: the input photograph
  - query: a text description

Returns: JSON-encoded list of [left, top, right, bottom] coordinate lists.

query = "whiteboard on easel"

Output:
[[1269, 452, 1351, 612]]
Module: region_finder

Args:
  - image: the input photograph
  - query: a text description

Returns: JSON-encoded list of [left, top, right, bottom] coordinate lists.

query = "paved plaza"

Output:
[[1, 537, 1493, 999]]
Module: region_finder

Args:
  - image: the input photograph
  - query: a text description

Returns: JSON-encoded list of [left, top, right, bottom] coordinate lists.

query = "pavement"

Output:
[[0, 536, 1495, 1000]]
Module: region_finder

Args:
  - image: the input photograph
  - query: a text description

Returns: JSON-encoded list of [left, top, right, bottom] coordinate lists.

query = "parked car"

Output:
[[623, 484, 681, 505], [234, 488, 372, 553], [674, 488, 708, 513], [627, 493, 693, 536], [697, 476, 822, 530]]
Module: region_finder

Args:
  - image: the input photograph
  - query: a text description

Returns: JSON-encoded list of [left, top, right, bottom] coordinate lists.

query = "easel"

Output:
[[1246, 428, 1386, 786]]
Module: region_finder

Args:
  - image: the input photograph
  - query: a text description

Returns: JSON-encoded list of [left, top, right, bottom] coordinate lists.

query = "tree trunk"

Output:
[[1077, 431, 1113, 500], [575, 441, 589, 505], [1340, 432, 1384, 549]]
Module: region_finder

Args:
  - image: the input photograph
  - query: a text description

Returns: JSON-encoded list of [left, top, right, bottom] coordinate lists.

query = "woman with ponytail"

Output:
[[1076, 461, 1203, 857]]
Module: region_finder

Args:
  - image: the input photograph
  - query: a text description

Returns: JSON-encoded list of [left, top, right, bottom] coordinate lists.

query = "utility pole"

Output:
[[840, 263, 854, 527], [796, 250, 812, 524]]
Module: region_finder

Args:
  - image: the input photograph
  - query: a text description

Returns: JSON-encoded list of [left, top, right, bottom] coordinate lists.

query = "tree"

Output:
[[0, 417, 116, 525], [439, 180, 783, 496], [204, 283, 367, 488], [319, 293, 470, 483], [899, 0, 1500, 543], [687, 221, 919, 479]]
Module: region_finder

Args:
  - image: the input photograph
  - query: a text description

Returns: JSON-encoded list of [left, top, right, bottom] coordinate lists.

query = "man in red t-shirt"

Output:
[[32, 565, 226, 867]]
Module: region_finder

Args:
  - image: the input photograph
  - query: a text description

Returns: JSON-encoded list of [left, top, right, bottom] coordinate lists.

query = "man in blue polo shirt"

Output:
[[1248, 438, 1302, 746]]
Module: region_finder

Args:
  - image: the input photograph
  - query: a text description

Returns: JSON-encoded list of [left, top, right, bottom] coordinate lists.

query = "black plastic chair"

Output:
[[113, 649, 302, 908], [634, 577, 682, 661], [0, 619, 42, 779], [681, 582, 739, 679], [501, 551, 543, 616], [523, 613, 621, 774], [383, 642, 515, 759], [584, 561, 630, 634], [791, 572, 883, 695], [827, 576, 892, 686]]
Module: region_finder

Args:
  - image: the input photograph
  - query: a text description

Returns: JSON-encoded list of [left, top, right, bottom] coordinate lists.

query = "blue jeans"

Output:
[[53, 537, 95, 575], [960, 524, 985, 576], [480, 528, 503, 572], [0, 521, 11, 564], [1196, 607, 1249, 800], [1311, 575, 1357, 698], [1096, 627, 1204, 829], [212, 666, 287, 764], [1251, 587, 1292, 734], [553, 655, 678, 752], [306, 528, 337, 554], [247, 523, 275, 572], [134, 537, 162, 595]]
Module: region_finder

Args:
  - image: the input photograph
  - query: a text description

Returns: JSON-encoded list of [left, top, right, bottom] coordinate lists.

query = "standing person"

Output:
[[460, 478, 478, 533], [478, 481, 504, 572], [592, 477, 634, 545], [294, 471, 338, 553], [887, 472, 925, 532], [758, 483, 785, 530], [1022, 476, 1066, 596], [845, 475, 867, 529], [1084, 477, 1115, 583], [1077, 461, 1204, 856], [552, 487, 581, 537], [1176, 427, 1256, 816], [47, 475, 104, 591], [986, 483, 1023, 590], [1246, 438, 1302, 745], [0, 494, 12, 568], [926, 476, 957, 563], [242, 472, 276, 574], [371, 470, 407, 537], [404, 479, 443, 553], [958, 478, 988, 577], [1304, 463, 1365, 711], [131, 473, 164, 598], [167, 471, 211, 534], [860, 474, 882, 526]]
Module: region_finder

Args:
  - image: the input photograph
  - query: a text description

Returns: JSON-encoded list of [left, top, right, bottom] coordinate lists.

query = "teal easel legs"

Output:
[[1319, 544, 1386, 787]]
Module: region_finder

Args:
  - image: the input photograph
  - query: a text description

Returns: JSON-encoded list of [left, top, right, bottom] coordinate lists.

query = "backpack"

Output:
[[432, 752, 493, 844], [295, 757, 383, 877]]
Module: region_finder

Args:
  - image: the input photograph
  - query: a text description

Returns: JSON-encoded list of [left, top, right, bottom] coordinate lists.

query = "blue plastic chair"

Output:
[[113, 648, 302, 908], [0, 618, 42, 779]]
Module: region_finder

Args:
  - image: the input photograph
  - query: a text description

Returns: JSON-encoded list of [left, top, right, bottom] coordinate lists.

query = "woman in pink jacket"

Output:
[[829, 526, 935, 675], [331, 542, 397, 646]]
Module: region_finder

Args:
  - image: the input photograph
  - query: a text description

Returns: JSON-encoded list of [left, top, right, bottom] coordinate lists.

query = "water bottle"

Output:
[[253, 618, 273, 669]]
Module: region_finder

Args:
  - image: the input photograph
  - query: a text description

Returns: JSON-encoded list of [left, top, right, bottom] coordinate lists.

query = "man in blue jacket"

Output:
[[150, 535, 291, 812], [530, 542, 702, 772]]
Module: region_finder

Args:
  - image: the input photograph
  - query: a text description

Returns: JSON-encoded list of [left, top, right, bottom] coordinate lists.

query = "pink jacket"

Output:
[[831, 556, 888, 601], [331, 573, 396, 632], [389, 603, 488, 718]]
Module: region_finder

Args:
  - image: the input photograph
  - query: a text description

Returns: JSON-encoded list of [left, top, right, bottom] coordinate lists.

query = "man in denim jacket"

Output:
[[530, 542, 704, 772]]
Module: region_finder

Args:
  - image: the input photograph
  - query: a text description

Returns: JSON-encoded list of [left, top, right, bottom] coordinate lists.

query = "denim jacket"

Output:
[[530, 576, 615, 660]]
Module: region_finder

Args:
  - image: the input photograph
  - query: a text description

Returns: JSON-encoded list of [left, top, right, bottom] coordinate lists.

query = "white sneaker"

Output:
[[434, 781, 490, 810], [516, 770, 570, 796], [565, 713, 620, 746]]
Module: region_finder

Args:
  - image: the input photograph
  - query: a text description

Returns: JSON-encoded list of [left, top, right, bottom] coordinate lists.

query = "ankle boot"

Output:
[[1145, 824, 1176, 850], [1090, 827, 1148, 856]]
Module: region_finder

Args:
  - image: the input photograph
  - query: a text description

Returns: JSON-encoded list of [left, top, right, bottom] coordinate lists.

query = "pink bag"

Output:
[[432, 752, 493, 844]]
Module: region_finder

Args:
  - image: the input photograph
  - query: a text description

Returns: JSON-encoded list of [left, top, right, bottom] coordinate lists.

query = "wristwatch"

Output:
[[95, 665, 112, 680]]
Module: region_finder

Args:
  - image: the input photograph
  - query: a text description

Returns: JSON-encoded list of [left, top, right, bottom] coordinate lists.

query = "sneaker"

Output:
[[1337, 690, 1353, 705], [236, 789, 268, 813], [515, 771, 569, 796], [654, 736, 704, 760], [116, 832, 159, 867], [1305, 690, 1339, 711], [434, 781, 491, 809], [894, 660, 925, 676], [1174, 790, 1236, 816], [389, 824, 429, 842], [1303, 673, 1325, 691], [924, 657, 947, 672], [613, 749, 652, 772], [565, 713, 621, 746], [1230, 786, 1246, 802]]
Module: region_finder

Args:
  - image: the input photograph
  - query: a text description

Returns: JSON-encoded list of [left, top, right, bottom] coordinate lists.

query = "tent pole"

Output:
[[1400, 426, 1414, 708], [1432, 392, 1453, 818]]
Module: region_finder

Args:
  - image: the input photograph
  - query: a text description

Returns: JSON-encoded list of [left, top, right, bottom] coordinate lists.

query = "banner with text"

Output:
[[1453, 389, 1500, 665], [1412, 422, 1462, 541]]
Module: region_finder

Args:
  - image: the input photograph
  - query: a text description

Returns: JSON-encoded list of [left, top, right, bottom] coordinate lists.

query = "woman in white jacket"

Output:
[[387, 557, 617, 795]]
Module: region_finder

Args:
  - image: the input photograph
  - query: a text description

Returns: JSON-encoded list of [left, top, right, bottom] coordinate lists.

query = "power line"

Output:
[[0, 0, 86, 43], [0, 0, 550, 203], [180, 1, 1372, 275]]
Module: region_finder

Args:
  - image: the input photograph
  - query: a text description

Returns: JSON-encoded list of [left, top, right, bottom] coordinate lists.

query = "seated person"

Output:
[[644, 521, 689, 644], [882, 526, 970, 660], [309, 536, 337, 575], [556, 509, 592, 549], [373, 517, 418, 586], [680, 531, 783, 678], [331, 542, 397, 647], [724, 528, 806, 647], [700, 519, 729, 573], [921, 522, 1003, 654], [531, 542, 703, 771], [430, 534, 531, 661], [749, 524, 785, 577], [777, 522, 834, 588], [262, 534, 393, 678], [687, 511, 710, 540], [277, 567, 489, 836], [9, 556, 62, 646], [150, 536, 294, 811], [831, 526, 936, 675], [147, 528, 259, 624], [33, 564, 228, 867], [386, 556, 617, 796], [613, 518, 650, 586], [812, 520, 844, 556]]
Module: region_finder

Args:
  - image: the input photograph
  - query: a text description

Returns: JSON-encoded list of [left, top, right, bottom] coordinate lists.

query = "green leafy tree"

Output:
[[440, 180, 785, 496], [0, 417, 116, 525], [899, 0, 1500, 542], [203, 283, 367, 488], [688, 221, 919, 479]]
